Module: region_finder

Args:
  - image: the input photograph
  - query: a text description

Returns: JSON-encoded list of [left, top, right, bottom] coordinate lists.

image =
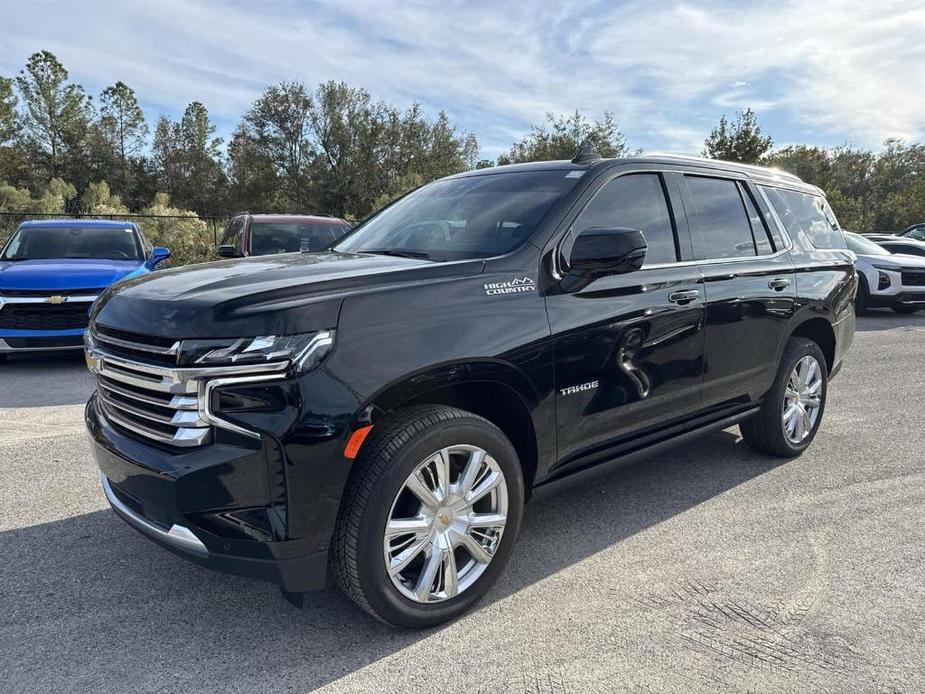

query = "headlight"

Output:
[[177, 331, 335, 374], [871, 263, 897, 271]]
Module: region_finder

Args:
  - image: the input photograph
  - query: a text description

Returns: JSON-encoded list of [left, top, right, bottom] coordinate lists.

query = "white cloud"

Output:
[[1, 0, 922, 156]]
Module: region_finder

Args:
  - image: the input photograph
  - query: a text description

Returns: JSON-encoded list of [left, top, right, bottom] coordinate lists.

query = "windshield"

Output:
[[845, 232, 891, 256], [903, 226, 925, 241], [1, 226, 144, 261], [249, 221, 351, 255], [334, 170, 581, 261]]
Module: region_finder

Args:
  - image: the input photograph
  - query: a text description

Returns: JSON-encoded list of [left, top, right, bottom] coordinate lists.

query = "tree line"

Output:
[[1, 50, 924, 237]]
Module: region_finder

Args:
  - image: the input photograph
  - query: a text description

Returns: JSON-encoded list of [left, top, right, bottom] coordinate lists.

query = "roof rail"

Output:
[[638, 152, 803, 183]]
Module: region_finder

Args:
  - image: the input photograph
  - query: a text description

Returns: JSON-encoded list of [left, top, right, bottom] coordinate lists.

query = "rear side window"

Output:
[[684, 176, 756, 259], [572, 173, 678, 265], [760, 187, 846, 250]]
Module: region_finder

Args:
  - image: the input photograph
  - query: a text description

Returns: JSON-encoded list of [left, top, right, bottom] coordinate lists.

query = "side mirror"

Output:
[[566, 227, 647, 278], [147, 246, 171, 269], [217, 244, 240, 258]]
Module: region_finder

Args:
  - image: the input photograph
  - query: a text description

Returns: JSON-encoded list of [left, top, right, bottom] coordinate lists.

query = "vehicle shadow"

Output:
[[0, 429, 787, 693], [0, 351, 93, 408], [855, 309, 925, 332]]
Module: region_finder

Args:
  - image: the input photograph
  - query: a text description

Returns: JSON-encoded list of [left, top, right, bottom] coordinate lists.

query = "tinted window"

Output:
[[249, 222, 351, 255], [889, 243, 925, 257], [571, 173, 678, 265], [739, 183, 774, 254], [685, 176, 756, 259], [1, 226, 144, 261], [760, 187, 846, 250], [335, 171, 580, 261]]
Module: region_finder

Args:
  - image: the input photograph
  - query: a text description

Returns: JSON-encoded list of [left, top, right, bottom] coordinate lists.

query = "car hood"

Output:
[[859, 253, 925, 269], [92, 251, 485, 338], [0, 258, 142, 291]]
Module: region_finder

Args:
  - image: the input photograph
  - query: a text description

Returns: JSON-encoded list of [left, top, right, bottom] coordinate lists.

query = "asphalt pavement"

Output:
[[1, 311, 924, 693]]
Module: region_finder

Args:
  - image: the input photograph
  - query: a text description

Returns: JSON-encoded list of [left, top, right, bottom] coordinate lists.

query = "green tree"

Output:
[[702, 108, 773, 164], [15, 51, 94, 180], [81, 179, 128, 215], [244, 81, 313, 209], [498, 111, 627, 165], [0, 76, 18, 145], [227, 122, 278, 212], [174, 102, 226, 214], [0, 75, 25, 185], [151, 114, 178, 195], [138, 192, 213, 265], [98, 81, 147, 191]]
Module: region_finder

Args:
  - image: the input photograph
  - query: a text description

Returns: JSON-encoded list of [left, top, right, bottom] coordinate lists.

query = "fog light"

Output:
[[878, 272, 890, 290]]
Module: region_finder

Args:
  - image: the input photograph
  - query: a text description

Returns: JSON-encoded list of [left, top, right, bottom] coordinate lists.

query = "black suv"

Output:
[[84, 153, 855, 628]]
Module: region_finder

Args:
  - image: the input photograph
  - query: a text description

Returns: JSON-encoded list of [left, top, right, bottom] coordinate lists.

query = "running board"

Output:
[[532, 406, 760, 500]]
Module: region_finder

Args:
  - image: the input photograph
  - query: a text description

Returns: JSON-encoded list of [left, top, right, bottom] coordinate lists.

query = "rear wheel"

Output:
[[892, 305, 921, 314], [740, 338, 828, 458], [332, 405, 524, 628]]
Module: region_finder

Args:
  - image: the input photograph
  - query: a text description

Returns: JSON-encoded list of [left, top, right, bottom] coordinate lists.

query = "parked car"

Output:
[[84, 153, 855, 628], [899, 223, 925, 241], [845, 231, 925, 313], [217, 213, 352, 257], [0, 219, 169, 359]]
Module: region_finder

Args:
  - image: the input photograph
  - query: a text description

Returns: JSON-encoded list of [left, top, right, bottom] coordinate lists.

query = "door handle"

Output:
[[668, 289, 700, 304], [768, 278, 791, 291]]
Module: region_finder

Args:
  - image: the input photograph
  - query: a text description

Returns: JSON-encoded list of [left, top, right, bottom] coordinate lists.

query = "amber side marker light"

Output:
[[344, 425, 373, 459]]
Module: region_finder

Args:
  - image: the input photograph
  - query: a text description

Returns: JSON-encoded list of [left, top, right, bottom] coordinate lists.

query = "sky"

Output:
[[1, 0, 924, 160]]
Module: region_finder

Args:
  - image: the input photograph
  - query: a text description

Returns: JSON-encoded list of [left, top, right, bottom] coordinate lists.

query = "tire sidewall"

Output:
[[775, 340, 828, 455], [355, 417, 524, 628]]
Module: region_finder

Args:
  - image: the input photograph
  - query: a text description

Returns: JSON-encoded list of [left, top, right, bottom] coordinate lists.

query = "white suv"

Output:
[[846, 231, 925, 314]]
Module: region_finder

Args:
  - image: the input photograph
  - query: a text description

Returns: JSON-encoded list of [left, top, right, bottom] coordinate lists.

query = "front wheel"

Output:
[[332, 405, 524, 628], [740, 338, 828, 458]]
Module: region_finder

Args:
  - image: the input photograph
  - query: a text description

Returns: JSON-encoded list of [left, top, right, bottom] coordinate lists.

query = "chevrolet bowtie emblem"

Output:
[[47, 295, 66, 304]]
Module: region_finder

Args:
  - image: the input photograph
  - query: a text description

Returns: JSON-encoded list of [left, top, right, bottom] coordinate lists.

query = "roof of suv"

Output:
[[450, 153, 818, 194], [19, 219, 139, 229], [238, 214, 348, 224]]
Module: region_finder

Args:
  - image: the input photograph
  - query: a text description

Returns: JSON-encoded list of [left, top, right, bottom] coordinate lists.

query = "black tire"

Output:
[[740, 337, 828, 458], [332, 405, 525, 628], [892, 305, 921, 314], [855, 277, 870, 315]]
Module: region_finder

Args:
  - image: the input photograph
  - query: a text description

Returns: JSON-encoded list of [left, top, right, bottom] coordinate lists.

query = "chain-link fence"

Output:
[[0, 212, 230, 266]]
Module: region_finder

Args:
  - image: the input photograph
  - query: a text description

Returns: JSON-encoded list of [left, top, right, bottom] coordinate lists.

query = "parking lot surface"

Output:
[[2, 312, 924, 693]]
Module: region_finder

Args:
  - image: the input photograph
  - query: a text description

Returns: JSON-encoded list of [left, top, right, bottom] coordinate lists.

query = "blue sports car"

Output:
[[0, 219, 170, 358]]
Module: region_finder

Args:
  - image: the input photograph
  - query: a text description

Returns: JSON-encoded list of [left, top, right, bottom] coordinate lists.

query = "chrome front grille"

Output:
[[87, 325, 288, 449], [93, 353, 213, 447]]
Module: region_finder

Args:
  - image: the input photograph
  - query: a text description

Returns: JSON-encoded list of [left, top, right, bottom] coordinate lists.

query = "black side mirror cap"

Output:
[[566, 227, 648, 279], [217, 245, 240, 258]]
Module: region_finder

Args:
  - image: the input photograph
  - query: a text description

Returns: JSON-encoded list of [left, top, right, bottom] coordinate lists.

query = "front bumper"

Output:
[[87, 394, 333, 592], [866, 291, 925, 308], [0, 331, 85, 353]]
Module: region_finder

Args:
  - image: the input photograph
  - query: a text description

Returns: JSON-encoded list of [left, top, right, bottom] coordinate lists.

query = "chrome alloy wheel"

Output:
[[782, 355, 823, 444], [383, 445, 508, 604]]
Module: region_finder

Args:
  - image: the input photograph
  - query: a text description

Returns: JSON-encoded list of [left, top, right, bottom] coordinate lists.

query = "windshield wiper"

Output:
[[362, 249, 432, 260]]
